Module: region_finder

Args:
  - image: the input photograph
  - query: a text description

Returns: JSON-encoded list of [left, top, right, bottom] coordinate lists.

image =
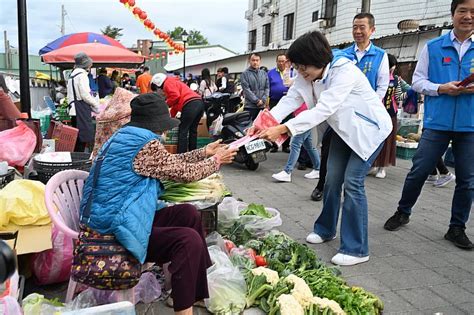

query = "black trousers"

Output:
[[431, 157, 450, 175], [178, 99, 204, 153], [315, 129, 333, 191]]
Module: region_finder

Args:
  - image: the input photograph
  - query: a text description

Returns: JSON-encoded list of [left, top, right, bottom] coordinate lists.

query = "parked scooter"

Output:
[[204, 93, 271, 170]]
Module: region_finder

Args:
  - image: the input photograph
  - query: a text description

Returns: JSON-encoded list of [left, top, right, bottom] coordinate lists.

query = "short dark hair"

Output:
[[451, 0, 468, 15], [222, 67, 229, 74], [287, 31, 333, 69], [249, 53, 261, 60], [353, 12, 375, 27], [276, 53, 287, 61], [388, 54, 398, 69], [143, 66, 150, 72]]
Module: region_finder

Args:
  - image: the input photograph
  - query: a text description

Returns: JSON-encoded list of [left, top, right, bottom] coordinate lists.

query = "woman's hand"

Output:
[[205, 139, 226, 156], [213, 146, 238, 165], [258, 125, 289, 142], [246, 126, 258, 136]]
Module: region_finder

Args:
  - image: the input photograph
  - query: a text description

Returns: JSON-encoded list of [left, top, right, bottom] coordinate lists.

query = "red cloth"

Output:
[[162, 77, 201, 117], [293, 103, 308, 117], [0, 90, 21, 119]]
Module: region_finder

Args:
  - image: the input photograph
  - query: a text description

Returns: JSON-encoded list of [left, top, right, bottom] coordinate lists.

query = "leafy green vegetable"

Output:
[[240, 203, 272, 218], [245, 273, 274, 308]]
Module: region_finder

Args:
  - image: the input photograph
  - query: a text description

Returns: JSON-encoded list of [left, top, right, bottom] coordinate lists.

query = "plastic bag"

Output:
[[209, 114, 223, 136], [205, 231, 226, 253], [32, 224, 74, 285], [0, 296, 22, 315], [218, 197, 282, 232], [0, 121, 37, 166], [23, 293, 65, 315], [205, 245, 247, 314]]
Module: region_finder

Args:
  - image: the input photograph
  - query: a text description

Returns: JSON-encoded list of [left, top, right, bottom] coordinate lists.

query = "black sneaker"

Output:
[[444, 227, 473, 250], [311, 188, 323, 201], [384, 211, 410, 231], [297, 163, 307, 170], [282, 147, 291, 153]]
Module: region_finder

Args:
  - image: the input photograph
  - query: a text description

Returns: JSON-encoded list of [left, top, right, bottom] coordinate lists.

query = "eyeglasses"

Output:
[[292, 64, 307, 71]]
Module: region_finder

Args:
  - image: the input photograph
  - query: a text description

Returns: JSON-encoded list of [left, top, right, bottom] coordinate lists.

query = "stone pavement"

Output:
[[139, 152, 473, 314]]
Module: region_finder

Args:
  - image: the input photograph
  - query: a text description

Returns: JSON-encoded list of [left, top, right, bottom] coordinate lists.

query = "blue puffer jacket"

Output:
[[79, 126, 165, 263]]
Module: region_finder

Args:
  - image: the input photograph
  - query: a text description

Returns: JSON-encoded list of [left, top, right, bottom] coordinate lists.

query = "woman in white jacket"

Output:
[[67, 52, 100, 151], [256, 31, 392, 266]]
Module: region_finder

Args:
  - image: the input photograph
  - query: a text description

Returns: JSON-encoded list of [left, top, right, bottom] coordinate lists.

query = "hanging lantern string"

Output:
[[119, 0, 184, 53]]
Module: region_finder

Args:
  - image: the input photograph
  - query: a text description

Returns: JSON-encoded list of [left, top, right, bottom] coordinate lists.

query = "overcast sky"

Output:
[[0, 0, 249, 55]]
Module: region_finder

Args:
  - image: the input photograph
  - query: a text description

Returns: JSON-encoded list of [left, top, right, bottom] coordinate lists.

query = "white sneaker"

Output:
[[306, 232, 336, 244], [375, 169, 386, 179], [367, 167, 378, 176], [331, 253, 369, 266], [304, 169, 320, 179], [272, 171, 291, 182], [425, 174, 439, 184], [433, 172, 456, 188]]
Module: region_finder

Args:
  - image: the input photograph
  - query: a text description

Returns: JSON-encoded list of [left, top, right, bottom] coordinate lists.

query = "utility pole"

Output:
[[3, 31, 10, 69], [17, 0, 31, 114], [60, 4, 66, 35], [361, 0, 371, 13]]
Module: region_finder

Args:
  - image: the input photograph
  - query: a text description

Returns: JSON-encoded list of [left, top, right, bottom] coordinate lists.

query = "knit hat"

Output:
[[74, 52, 93, 69], [127, 93, 179, 132]]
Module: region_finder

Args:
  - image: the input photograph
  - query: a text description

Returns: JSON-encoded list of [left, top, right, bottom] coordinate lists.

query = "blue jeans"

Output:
[[284, 130, 320, 173], [314, 133, 382, 257], [398, 129, 474, 228]]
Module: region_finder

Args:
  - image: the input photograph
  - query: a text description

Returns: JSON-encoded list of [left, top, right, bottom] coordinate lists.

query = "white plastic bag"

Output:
[[205, 245, 246, 315], [218, 197, 282, 232], [209, 114, 223, 136]]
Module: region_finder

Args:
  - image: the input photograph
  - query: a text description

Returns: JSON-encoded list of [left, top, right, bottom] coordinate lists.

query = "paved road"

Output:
[[141, 152, 472, 315]]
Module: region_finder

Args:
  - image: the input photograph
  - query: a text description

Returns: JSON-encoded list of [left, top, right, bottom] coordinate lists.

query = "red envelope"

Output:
[[253, 110, 288, 146]]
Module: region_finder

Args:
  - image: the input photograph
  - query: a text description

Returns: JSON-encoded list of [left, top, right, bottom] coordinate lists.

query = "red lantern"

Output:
[[149, 22, 155, 30], [120, 0, 127, 4], [143, 19, 152, 28], [128, 0, 135, 5], [139, 11, 147, 20], [161, 52, 166, 57], [153, 29, 160, 36], [132, 7, 141, 15], [169, 52, 173, 56]]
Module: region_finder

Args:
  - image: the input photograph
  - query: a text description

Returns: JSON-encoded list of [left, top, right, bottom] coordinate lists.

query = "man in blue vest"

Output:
[[268, 53, 294, 152], [384, 0, 474, 250], [310, 12, 390, 201]]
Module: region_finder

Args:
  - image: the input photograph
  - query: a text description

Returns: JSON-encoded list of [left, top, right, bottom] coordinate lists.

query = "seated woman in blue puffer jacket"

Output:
[[79, 93, 237, 315]]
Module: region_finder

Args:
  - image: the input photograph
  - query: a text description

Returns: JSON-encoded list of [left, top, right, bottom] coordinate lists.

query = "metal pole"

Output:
[[17, 0, 31, 114], [183, 41, 186, 80], [361, 0, 371, 13], [61, 4, 66, 35]]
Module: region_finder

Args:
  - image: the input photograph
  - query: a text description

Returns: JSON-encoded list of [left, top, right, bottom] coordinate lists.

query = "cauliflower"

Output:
[[251, 267, 280, 286], [285, 274, 314, 308], [277, 294, 304, 315], [310, 296, 346, 315]]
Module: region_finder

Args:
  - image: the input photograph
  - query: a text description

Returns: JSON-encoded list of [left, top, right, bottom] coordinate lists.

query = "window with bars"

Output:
[[312, 10, 319, 22], [323, 0, 337, 27], [283, 13, 294, 40], [248, 30, 257, 51], [262, 23, 271, 46]]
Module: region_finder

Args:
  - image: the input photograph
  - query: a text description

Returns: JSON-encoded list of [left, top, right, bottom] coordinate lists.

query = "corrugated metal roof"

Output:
[[164, 45, 237, 71]]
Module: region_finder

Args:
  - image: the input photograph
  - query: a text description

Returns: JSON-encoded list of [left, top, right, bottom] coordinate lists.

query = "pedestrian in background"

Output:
[[151, 73, 205, 153], [384, 0, 474, 250], [136, 66, 152, 94], [198, 68, 217, 98], [67, 52, 100, 152], [240, 53, 269, 121]]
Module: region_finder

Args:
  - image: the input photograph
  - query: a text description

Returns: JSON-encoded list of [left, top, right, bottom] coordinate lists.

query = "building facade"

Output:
[[245, 0, 452, 52]]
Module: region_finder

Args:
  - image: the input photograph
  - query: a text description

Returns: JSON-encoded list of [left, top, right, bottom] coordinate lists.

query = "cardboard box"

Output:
[[197, 118, 209, 138], [0, 224, 52, 255]]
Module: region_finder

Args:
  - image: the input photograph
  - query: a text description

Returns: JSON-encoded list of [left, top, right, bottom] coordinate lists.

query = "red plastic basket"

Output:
[[47, 121, 79, 152]]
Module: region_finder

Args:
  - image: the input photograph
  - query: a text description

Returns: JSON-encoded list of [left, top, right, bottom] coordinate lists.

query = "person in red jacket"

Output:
[[151, 73, 204, 153]]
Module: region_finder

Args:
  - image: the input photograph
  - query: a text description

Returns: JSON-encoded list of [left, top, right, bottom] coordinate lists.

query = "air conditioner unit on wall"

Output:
[[262, 0, 272, 8], [245, 10, 252, 20], [257, 7, 265, 17], [268, 5, 279, 17], [317, 19, 328, 28]]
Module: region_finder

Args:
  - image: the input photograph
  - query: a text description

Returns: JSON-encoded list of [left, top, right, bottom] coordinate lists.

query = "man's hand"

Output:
[[213, 146, 238, 164], [205, 139, 226, 156], [438, 82, 465, 96], [257, 99, 264, 107], [258, 125, 289, 142]]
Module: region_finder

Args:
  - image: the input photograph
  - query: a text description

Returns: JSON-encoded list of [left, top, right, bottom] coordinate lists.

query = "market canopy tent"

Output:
[[38, 32, 126, 55], [41, 43, 145, 68]]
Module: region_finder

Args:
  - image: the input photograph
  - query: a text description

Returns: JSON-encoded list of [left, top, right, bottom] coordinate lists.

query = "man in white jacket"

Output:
[[67, 52, 100, 151], [255, 31, 392, 266]]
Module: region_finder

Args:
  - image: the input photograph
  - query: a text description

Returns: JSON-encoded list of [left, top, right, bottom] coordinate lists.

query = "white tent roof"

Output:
[[164, 45, 237, 72]]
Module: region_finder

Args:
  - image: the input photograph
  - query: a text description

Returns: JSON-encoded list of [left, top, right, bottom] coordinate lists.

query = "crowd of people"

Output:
[[56, 1, 473, 313]]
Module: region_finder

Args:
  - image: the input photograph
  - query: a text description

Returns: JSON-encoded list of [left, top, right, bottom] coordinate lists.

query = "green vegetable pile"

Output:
[[160, 174, 230, 203], [240, 203, 272, 218]]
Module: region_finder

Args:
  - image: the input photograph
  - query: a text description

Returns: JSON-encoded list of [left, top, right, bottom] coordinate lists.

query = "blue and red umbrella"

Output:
[[39, 32, 126, 55]]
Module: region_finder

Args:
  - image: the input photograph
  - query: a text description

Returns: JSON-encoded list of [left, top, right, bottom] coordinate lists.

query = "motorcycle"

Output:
[[204, 93, 271, 171]]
